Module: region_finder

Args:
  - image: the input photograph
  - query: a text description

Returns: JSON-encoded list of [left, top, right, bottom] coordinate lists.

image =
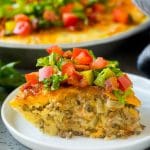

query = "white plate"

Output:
[[1, 74, 150, 150]]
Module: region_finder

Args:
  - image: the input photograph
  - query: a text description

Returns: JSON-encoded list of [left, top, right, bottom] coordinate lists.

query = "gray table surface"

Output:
[[0, 30, 150, 150]]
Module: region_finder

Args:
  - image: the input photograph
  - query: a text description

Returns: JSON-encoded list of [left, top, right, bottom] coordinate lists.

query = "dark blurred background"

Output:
[[0, 27, 150, 76], [106, 27, 150, 78]]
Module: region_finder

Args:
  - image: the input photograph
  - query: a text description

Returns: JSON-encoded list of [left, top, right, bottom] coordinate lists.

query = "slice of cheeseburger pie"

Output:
[[10, 46, 144, 139]]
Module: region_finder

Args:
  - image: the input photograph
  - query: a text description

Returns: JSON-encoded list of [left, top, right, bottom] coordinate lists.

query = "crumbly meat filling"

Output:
[[15, 86, 144, 139]]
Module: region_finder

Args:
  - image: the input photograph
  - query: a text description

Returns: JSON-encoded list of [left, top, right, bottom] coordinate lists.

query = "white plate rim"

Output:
[[1, 74, 150, 150]]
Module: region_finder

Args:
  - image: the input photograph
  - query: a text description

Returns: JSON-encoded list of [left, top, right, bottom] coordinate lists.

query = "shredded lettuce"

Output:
[[42, 74, 67, 90], [36, 56, 50, 67], [87, 0, 108, 5], [108, 60, 119, 68], [107, 61, 123, 76], [113, 89, 132, 104], [36, 53, 59, 67], [57, 57, 65, 70], [49, 53, 57, 66], [110, 67, 123, 77]]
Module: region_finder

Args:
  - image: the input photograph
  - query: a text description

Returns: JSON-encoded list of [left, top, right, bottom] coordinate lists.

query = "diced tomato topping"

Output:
[[117, 74, 132, 91], [62, 13, 79, 27], [25, 72, 39, 85], [43, 10, 58, 22], [79, 78, 89, 87], [60, 3, 74, 13], [92, 3, 105, 13], [14, 14, 30, 22], [39, 66, 53, 81], [113, 8, 129, 24], [75, 64, 90, 71], [67, 71, 83, 86], [72, 48, 93, 65], [62, 62, 75, 76], [91, 57, 108, 69], [62, 62, 84, 86], [46, 45, 64, 55], [75, 52, 93, 65], [13, 21, 32, 35], [72, 48, 84, 58]]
